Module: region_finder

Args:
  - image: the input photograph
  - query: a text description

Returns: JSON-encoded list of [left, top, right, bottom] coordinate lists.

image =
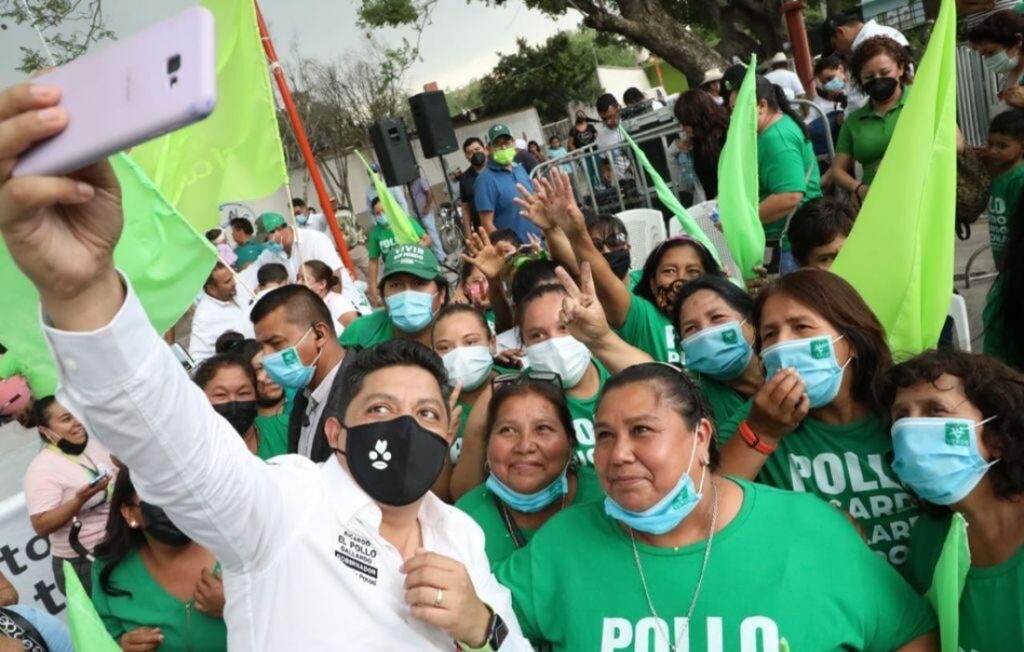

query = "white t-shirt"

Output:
[[188, 292, 255, 364], [765, 68, 806, 100], [595, 124, 631, 180], [323, 292, 357, 335]]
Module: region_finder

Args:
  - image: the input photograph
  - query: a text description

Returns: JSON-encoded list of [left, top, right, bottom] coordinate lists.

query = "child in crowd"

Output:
[[984, 109, 1024, 269], [254, 263, 289, 298], [787, 197, 856, 270]]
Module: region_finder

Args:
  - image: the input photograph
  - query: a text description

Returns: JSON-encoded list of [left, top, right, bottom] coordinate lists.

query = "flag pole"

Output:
[[254, 1, 356, 278]]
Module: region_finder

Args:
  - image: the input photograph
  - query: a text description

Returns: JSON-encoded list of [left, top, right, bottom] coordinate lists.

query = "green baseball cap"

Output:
[[259, 212, 287, 232], [382, 244, 440, 281], [487, 123, 513, 144]]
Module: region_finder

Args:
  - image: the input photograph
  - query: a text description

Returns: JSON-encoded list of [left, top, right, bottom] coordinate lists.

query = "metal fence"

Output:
[[957, 45, 1002, 148]]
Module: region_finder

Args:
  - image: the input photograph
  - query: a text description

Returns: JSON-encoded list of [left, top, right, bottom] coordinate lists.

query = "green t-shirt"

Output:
[[982, 276, 1021, 370], [455, 467, 606, 569], [988, 163, 1024, 267], [564, 360, 610, 468], [904, 512, 1024, 652], [695, 373, 748, 429], [255, 411, 290, 460], [719, 402, 919, 567], [233, 241, 266, 268], [758, 114, 822, 242], [450, 397, 474, 464], [496, 478, 935, 651], [339, 309, 395, 351], [836, 86, 910, 186], [92, 551, 227, 651], [626, 269, 643, 292], [615, 296, 681, 364], [367, 224, 398, 260]]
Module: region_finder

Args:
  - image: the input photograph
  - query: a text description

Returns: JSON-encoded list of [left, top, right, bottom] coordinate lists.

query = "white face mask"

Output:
[[525, 336, 592, 388], [442, 346, 494, 392]]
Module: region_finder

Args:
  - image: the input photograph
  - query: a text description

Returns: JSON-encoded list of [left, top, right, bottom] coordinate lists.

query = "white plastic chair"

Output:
[[948, 294, 971, 352], [616, 208, 667, 271], [667, 201, 745, 281]]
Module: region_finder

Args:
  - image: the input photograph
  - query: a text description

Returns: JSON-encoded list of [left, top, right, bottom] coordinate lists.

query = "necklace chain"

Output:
[[629, 478, 719, 652]]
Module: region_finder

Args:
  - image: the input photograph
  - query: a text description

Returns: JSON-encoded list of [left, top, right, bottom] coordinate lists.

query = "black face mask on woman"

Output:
[[212, 400, 258, 436], [335, 415, 448, 507], [604, 249, 632, 279], [140, 502, 192, 546], [864, 77, 899, 103]]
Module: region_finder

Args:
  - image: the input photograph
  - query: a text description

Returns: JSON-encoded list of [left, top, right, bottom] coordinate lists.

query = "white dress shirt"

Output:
[[188, 291, 255, 364], [44, 279, 531, 651], [765, 68, 806, 100], [299, 359, 342, 459]]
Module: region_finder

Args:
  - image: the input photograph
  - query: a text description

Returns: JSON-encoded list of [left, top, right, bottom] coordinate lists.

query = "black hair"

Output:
[[95, 469, 144, 598], [672, 275, 754, 336], [217, 336, 262, 362], [370, 197, 382, 210], [633, 238, 722, 312], [599, 363, 720, 470], [32, 395, 58, 438], [459, 259, 482, 285], [335, 339, 451, 423], [528, 140, 542, 152], [431, 303, 492, 346], [256, 263, 289, 287], [587, 214, 628, 240], [596, 93, 619, 114], [229, 218, 254, 236], [214, 330, 245, 354], [814, 55, 846, 77], [850, 36, 914, 91], [292, 197, 306, 208], [623, 87, 645, 105], [304, 259, 342, 293], [204, 228, 222, 243], [192, 353, 257, 393], [250, 284, 336, 337], [515, 283, 566, 342], [485, 379, 576, 449], [511, 259, 560, 306], [967, 9, 1024, 49], [721, 64, 749, 96], [756, 75, 810, 140], [490, 228, 522, 248], [204, 261, 229, 290], [462, 136, 484, 151], [883, 350, 1024, 504], [548, 134, 561, 145], [824, 10, 863, 36], [788, 197, 856, 266], [990, 109, 1024, 141]]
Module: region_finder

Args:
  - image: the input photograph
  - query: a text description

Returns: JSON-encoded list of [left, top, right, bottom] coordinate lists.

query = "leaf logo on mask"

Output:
[[722, 329, 738, 345], [810, 339, 830, 360], [282, 349, 299, 365], [368, 440, 393, 470], [945, 422, 970, 447]]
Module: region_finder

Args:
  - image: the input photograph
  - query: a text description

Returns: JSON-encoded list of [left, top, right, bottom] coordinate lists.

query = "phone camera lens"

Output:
[[167, 54, 181, 74]]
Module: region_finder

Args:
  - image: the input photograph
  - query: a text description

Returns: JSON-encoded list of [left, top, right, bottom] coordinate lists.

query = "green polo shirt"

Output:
[[836, 85, 910, 186], [233, 241, 266, 269], [758, 114, 822, 242], [338, 309, 395, 351]]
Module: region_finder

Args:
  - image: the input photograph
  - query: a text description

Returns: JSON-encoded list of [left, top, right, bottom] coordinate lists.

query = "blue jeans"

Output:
[[419, 212, 446, 261]]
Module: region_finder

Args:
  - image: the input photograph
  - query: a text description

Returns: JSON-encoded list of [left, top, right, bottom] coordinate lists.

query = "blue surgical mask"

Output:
[[984, 50, 1020, 75], [761, 335, 850, 409], [891, 416, 999, 505], [262, 327, 321, 389], [296, 214, 310, 226], [485, 466, 569, 513], [603, 434, 706, 535], [823, 78, 845, 92], [375, 215, 389, 227], [265, 241, 284, 255], [681, 320, 753, 381], [386, 290, 436, 333]]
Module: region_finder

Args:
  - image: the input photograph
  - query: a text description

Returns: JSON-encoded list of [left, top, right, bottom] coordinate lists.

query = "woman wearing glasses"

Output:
[[495, 363, 937, 651], [455, 373, 605, 568]]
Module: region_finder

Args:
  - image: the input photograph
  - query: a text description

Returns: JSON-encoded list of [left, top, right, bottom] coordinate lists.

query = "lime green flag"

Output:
[[0, 154, 217, 396], [63, 560, 121, 651], [355, 151, 424, 245], [618, 127, 721, 267], [715, 56, 764, 280], [831, 0, 956, 358], [131, 0, 288, 232], [925, 513, 971, 652]]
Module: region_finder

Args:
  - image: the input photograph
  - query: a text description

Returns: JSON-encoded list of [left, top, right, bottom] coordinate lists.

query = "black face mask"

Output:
[[864, 77, 899, 103], [470, 151, 486, 167], [604, 249, 632, 279], [140, 502, 192, 546], [52, 433, 88, 456], [337, 415, 448, 507], [212, 400, 258, 436]]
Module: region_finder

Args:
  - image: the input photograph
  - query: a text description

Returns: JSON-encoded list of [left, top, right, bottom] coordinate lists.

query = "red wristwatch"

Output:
[[738, 420, 776, 455]]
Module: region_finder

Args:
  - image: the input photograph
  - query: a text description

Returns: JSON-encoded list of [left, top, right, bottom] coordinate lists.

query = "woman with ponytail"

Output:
[[754, 75, 823, 274]]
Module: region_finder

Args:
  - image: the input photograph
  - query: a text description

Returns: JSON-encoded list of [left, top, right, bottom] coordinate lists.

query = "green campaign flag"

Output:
[[831, 0, 957, 358], [0, 154, 217, 396], [925, 513, 971, 652], [355, 151, 424, 245], [64, 560, 121, 651], [715, 56, 765, 280], [131, 0, 288, 231], [618, 127, 721, 267]]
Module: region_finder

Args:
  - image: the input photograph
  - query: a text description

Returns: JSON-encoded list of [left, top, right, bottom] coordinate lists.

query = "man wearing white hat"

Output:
[[765, 52, 807, 101], [699, 67, 724, 104]]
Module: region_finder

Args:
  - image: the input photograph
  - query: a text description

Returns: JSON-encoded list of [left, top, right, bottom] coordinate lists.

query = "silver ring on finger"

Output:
[[433, 587, 444, 607]]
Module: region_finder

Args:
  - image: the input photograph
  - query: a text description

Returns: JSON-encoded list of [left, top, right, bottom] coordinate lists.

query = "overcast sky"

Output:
[[0, 0, 583, 91]]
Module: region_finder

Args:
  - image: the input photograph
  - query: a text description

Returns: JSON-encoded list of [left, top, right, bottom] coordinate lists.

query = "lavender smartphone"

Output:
[[13, 6, 217, 178]]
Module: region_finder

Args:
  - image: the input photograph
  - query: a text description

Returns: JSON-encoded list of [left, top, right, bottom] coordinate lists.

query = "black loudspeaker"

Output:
[[369, 117, 419, 186], [408, 91, 458, 158]]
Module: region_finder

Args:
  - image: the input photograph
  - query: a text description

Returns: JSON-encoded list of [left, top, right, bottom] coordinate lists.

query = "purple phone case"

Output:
[[13, 6, 217, 178]]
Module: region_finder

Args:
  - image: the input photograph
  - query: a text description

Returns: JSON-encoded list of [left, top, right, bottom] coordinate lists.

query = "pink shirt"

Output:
[[22, 438, 116, 559]]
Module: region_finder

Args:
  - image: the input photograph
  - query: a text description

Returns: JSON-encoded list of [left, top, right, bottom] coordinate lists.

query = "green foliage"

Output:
[[356, 0, 421, 27], [1, 0, 115, 73]]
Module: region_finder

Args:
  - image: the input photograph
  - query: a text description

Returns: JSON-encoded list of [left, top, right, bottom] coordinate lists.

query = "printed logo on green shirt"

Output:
[[945, 422, 970, 447], [722, 329, 739, 345], [810, 338, 830, 360]]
